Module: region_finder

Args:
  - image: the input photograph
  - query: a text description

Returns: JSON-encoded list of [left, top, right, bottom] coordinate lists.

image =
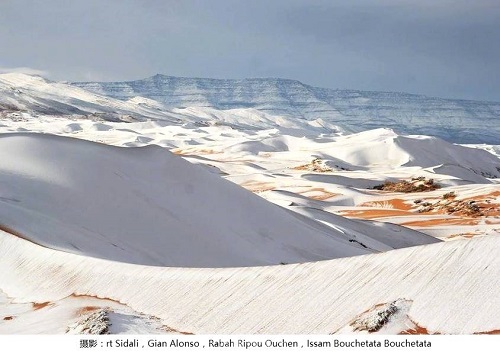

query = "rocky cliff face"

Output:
[[73, 74, 500, 144]]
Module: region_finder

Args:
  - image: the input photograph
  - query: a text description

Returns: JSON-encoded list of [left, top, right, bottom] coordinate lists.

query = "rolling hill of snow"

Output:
[[314, 128, 500, 180], [0, 133, 440, 268], [73, 74, 500, 144], [0, 229, 498, 334]]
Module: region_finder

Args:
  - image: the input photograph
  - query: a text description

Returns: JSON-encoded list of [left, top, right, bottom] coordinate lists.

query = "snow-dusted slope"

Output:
[[0, 229, 498, 334], [0, 73, 175, 122], [73, 74, 500, 144], [316, 128, 500, 179], [171, 106, 344, 133], [0, 133, 440, 267]]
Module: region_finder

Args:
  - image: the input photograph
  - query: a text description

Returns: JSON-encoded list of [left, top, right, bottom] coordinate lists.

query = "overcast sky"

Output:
[[1, 0, 499, 101]]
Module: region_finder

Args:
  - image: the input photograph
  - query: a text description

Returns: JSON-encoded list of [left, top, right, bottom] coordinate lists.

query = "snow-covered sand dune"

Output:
[[319, 128, 500, 176], [0, 133, 439, 268], [0, 229, 498, 334], [222, 128, 500, 181], [1, 116, 498, 241]]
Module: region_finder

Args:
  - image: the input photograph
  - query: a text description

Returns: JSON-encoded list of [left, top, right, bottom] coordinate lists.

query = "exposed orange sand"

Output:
[[402, 218, 479, 227], [474, 201, 500, 217], [32, 302, 51, 310], [341, 210, 483, 234], [341, 209, 415, 219], [310, 192, 339, 201], [163, 325, 194, 335], [340, 190, 496, 229], [292, 164, 309, 171], [71, 293, 125, 305], [447, 232, 480, 239], [298, 187, 339, 201], [462, 190, 500, 202], [400, 325, 430, 335], [461, 191, 500, 217], [398, 316, 444, 335], [361, 198, 413, 211], [389, 198, 413, 210], [77, 306, 100, 316], [241, 181, 275, 193], [427, 200, 498, 218], [341, 198, 416, 218], [475, 329, 500, 334]]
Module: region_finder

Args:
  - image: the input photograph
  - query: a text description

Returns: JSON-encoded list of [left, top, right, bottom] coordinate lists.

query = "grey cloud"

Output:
[[0, 0, 498, 101]]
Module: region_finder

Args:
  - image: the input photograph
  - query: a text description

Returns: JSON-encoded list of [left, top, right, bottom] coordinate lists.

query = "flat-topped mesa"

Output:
[[73, 74, 500, 144]]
